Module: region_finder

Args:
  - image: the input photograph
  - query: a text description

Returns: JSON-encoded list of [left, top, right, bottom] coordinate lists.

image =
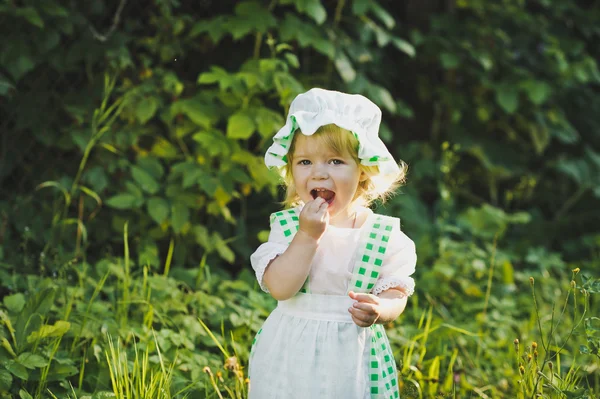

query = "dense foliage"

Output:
[[0, 0, 599, 397]]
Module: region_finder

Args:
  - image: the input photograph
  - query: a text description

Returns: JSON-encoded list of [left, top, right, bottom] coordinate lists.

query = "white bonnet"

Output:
[[265, 88, 401, 181]]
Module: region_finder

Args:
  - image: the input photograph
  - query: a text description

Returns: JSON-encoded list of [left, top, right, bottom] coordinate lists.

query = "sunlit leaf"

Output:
[[392, 37, 415, 58], [334, 52, 356, 82], [281, 0, 327, 24], [227, 111, 256, 139], [26, 321, 70, 343], [370, 1, 395, 29], [151, 137, 179, 159]]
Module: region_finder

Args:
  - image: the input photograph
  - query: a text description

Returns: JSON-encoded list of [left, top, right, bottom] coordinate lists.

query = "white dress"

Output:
[[249, 207, 417, 398]]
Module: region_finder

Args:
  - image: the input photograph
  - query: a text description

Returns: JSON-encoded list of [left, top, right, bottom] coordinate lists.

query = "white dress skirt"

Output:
[[249, 293, 389, 398]]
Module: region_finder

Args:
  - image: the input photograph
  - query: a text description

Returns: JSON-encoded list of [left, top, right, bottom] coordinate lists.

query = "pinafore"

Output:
[[249, 208, 401, 399]]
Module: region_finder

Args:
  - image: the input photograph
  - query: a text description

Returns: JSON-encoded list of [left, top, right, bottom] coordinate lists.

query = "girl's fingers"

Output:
[[348, 291, 380, 305], [352, 302, 378, 313], [349, 309, 377, 327], [306, 197, 326, 212]]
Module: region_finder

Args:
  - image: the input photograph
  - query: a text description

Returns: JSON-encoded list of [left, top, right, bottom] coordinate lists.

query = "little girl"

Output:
[[249, 88, 417, 398]]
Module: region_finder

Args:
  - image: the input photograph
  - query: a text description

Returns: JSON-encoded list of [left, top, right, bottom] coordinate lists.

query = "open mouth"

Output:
[[311, 188, 335, 204]]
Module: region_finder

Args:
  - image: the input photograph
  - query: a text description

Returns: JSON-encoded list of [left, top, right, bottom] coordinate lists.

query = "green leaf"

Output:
[[227, 112, 256, 139], [6, 360, 28, 380], [19, 389, 33, 399], [16, 353, 47, 369], [14, 288, 56, 349], [368, 84, 396, 113], [131, 166, 160, 194], [334, 52, 356, 82], [6, 55, 35, 81], [213, 233, 235, 263], [172, 98, 216, 128], [106, 194, 138, 210], [255, 108, 284, 138], [352, 0, 371, 15], [0, 369, 12, 391], [171, 203, 190, 233], [147, 197, 170, 224], [40, 2, 69, 17], [4, 293, 25, 313], [522, 80, 552, 105], [392, 37, 416, 58], [529, 124, 550, 155], [495, 86, 519, 114], [293, 0, 327, 24], [284, 53, 300, 68], [193, 225, 212, 251], [370, 1, 395, 29], [193, 130, 231, 157], [440, 52, 459, 69], [137, 157, 165, 179], [234, 1, 278, 30], [198, 66, 230, 85], [280, 14, 335, 59], [556, 159, 591, 185], [135, 97, 159, 124], [138, 240, 159, 268], [198, 177, 218, 196], [16, 7, 44, 28], [0, 76, 15, 97], [26, 321, 70, 343], [151, 137, 179, 159], [189, 16, 228, 42]]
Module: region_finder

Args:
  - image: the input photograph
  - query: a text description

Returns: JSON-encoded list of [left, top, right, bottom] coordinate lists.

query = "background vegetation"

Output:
[[0, 0, 599, 397]]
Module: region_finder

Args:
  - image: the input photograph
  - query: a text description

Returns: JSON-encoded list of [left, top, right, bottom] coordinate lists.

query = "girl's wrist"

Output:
[[296, 228, 322, 244]]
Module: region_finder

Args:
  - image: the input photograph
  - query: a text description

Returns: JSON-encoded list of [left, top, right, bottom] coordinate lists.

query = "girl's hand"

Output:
[[298, 197, 329, 241], [348, 291, 381, 327]]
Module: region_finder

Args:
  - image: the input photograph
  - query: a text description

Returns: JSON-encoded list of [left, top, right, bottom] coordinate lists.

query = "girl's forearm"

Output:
[[263, 231, 319, 300], [375, 289, 408, 324]]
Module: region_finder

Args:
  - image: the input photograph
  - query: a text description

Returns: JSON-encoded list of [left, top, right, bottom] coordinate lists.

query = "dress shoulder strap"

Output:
[[348, 213, 398, 294], [269, 207, 310, 293], [269, 208, 300, 244]]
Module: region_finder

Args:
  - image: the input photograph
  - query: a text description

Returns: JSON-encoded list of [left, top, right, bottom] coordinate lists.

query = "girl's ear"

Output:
[[359, 170, 368, 182]]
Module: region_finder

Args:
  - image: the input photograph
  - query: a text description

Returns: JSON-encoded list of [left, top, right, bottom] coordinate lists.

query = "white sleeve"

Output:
[[250, 217, 289, 293], [372, 221, 417, 297]]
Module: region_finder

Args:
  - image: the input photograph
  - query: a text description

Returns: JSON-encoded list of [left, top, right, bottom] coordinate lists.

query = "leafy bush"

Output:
[[0, 0, 599, 397]]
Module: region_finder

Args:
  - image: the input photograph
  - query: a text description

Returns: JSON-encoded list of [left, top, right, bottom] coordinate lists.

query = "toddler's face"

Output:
[[291, 134, 363, 225]]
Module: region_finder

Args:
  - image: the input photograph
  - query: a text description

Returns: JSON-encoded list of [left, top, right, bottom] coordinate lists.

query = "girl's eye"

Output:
[[330, 159, 344, 165], [298, 160, 311, 165]]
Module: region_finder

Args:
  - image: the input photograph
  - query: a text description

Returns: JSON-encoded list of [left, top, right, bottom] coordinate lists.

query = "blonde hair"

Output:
[[279, 124, 407, 208]]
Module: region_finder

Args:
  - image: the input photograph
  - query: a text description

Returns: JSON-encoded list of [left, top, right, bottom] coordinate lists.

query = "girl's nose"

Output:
[[311, 164, 329, 179]]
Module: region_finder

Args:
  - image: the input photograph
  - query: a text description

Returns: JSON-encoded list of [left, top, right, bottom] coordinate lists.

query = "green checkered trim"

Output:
[[269, 208, 310, 294], [369, 324, 399, 398], [347, 214, 399, 398], [249, 328, 262, 362], [348, 215, 394, 294], [270, 208, 300, 241], [270, 116, 297, 165]]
